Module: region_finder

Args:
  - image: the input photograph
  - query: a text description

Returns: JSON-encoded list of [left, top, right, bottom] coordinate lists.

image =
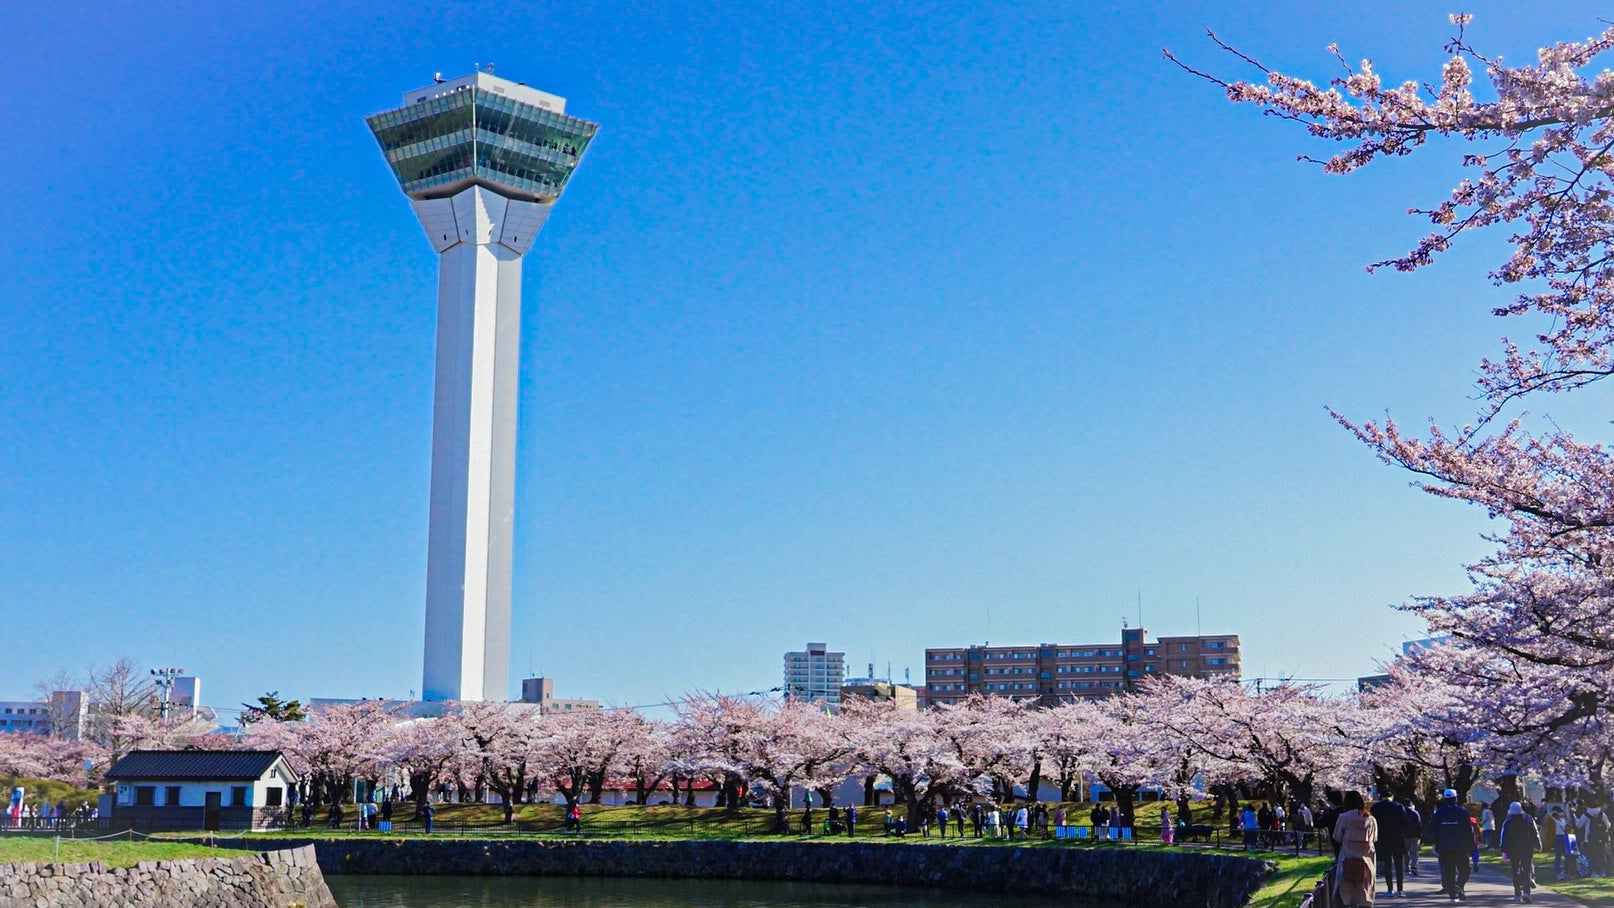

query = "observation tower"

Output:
[[367, 71, 597, 701]]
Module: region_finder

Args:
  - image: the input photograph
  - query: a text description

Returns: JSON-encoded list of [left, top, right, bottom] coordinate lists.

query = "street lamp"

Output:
[[150, 668, 185, 722]]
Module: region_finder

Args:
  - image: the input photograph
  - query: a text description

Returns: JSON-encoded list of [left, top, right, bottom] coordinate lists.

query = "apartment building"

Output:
[[924, 626, 1240, 708], [783, 642, 846, 709]]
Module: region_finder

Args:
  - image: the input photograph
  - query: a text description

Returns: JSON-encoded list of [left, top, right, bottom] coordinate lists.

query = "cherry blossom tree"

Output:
[[379, 716, 463, 818], [103, 713, 220, 760], [1149, 678, 1353, 807], [1127, 679, 1240, 823], [619, 714, 674, 805], [529, 708, 650, 810], [842, 698, 970, 825], [578, 710, 665, 805], [933, 695, 1038, 802], [245, 700, 393, 811], [1353, 665, 1483, 803], [1080, 691, 1176, 824], [0, 733, 96, 790], [451, 701, 540, 823], [674, 694, 851, 832], [1035, 700, 1101, 803], [1170, 14, 1614, 789]]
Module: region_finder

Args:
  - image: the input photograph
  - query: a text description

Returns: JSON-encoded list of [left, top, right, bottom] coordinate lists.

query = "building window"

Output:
[[165, 786, 182, 807], [135, 787, 155, 806], [265, 787, 283, 807], [1209, 658, 1227, 666], [1207, 641, 1224, 649], [231, 786, 250, 807]]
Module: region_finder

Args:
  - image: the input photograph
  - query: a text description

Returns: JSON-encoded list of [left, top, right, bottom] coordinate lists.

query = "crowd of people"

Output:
[[810, 801, 1064, 839], [0, 798, 96, 830], [1301, 789, 1611, 907]]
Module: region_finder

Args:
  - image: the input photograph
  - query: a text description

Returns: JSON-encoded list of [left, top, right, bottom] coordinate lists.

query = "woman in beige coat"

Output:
[[1333, 790, 1379, 908]]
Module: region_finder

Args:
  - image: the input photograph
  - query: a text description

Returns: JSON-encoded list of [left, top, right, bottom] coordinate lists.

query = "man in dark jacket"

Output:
[[1401, 798, 1423, 876], [1429, 789, 1475, 901], [1317, 792, 1344, 858], [1371, 791, 1408, 897]]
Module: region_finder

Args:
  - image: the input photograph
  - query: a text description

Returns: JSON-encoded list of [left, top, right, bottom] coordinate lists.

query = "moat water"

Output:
[[327, 875, 1111, 908]]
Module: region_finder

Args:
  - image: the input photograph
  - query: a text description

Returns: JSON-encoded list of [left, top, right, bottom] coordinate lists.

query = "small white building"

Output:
[[105, 750, 297, 831]]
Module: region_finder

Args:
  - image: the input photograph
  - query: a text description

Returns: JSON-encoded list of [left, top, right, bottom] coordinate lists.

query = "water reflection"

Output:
[[328, 875, 1094, 908]]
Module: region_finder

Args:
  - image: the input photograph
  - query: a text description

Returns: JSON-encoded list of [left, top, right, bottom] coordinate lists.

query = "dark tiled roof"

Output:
[[105, 750, 290, 782]]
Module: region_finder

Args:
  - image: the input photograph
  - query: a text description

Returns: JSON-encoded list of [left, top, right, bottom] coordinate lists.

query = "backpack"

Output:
[[1591, 811, 1611, 845]]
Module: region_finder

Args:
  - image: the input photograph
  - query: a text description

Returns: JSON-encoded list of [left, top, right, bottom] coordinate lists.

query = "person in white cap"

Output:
[[1429, 789, 1476, 902]]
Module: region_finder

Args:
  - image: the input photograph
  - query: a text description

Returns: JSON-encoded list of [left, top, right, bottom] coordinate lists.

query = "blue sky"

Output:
[[1, 1, 1603, 717]]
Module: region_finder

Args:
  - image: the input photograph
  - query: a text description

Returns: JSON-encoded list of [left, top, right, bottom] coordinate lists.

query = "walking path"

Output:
[[1382, 859, 1580, 907]]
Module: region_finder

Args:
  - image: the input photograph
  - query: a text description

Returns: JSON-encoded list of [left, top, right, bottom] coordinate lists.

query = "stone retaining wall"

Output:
[[0, 845, 337, 908], [220, 838, 1274, 908]]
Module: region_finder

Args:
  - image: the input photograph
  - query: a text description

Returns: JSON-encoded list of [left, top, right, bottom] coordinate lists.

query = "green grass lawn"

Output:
[[1244, 854, 1332, 908], [1515, 853, 1614, 908], [0, 837, 252, 868]]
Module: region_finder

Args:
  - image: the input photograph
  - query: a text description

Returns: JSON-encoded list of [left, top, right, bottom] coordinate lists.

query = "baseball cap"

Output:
[[1443, 789, 1458, 799]]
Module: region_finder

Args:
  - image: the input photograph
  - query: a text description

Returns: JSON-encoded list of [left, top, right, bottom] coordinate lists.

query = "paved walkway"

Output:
[[1376, 859, 1581, 907]]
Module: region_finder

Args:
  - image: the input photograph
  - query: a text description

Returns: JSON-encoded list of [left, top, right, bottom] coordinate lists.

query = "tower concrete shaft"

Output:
[[367, 73, 597, 701]]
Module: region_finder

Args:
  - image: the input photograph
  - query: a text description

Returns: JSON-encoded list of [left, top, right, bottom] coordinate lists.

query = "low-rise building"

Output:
[[840, 680, 919, 711], [924, 626, 1241, 707], [0, 691, 88, 739], [519, 677, 600, 714], [0, 700, 51, 735], [105, 750, 297, 832]]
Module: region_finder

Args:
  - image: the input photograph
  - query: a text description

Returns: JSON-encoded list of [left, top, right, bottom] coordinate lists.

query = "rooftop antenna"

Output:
[[1196, 597, 1203, 637], [433, 72, 444, 84], [1121, 614, 1128, 630], [904, 667, 911, 685], [886, 661, 893, 682], [1137, 590, 1143, 630], [986, 602, 991, 647], [486, 62, 495, 74]]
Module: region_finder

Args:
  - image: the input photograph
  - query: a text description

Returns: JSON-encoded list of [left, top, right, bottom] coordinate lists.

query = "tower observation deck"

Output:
[[367, 72, 598, 702]]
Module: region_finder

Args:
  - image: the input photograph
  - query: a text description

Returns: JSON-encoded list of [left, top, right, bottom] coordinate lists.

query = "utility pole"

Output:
[[150, 668, 184, 722]]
